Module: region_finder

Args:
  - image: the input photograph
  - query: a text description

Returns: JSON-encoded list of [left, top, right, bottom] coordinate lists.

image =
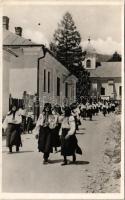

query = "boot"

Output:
[[72, 154, 76, 163], [9, 146, 12, 153], [61, 156, 67, 166], [16, 146, 19, 152]]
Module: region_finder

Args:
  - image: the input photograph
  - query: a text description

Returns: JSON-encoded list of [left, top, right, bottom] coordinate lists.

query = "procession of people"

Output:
[[2, 97, 119, 165]]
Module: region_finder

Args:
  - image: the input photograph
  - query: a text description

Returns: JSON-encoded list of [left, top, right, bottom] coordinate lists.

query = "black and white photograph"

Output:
[[1, 0, 124, 199]]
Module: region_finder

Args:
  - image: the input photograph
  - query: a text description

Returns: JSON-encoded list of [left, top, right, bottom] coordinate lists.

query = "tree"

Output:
[[108, 51, 121, 62], [50, 12, 90, 99]]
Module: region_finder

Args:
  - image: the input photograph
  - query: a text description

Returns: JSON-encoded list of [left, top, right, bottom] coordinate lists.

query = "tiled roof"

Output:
[[3, 29, 34, 45], [88, 62, 121, 78]]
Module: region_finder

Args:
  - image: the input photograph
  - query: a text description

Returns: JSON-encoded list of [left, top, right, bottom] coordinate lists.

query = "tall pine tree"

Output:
[[50, 12, 90, 100]]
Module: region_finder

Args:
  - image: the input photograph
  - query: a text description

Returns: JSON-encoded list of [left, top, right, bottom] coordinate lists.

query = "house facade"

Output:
[[83, 38, 122, 101], [3, 16, 77, 117]]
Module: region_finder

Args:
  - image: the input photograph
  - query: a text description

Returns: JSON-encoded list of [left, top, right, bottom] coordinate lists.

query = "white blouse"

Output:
[[3, 111, 22, 131], [59, 116, 76, 136], [34, 113, 59, 133]]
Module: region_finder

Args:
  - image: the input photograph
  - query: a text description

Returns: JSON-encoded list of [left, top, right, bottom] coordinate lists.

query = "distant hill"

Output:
[[96, 53, 112, 62]]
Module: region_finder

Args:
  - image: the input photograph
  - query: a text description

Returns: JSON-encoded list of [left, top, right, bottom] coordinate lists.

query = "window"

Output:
[[43, 69, 46, 92], [119, 86, 122, 96], [101, 87, 105, 95], [48, 71, 50, 93], [65, 82, 68, 98], [57, 77, 60, 96], [86, 59, 91, 68]]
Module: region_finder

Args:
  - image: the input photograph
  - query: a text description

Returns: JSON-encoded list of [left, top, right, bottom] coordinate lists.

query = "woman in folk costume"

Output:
[[26, 108, 35, 134], [18, 105, 27, 134], [34, 103, 54, 164], [80, 102, 87, 120], [50, 105, 62, 152], [102, 101, 107, 116], [86, 101, 93, 121], [3, 105, 22, 153], [95, 101, 99, 115], [92, 102, 96, 116], [59, 106, 82, 166], [70, 103, 81, 130]]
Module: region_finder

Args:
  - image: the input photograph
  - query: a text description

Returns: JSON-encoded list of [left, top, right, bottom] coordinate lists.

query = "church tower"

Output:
[[83, 37, 96, 70]]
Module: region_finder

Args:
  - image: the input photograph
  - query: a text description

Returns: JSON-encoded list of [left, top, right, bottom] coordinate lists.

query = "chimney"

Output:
[[15, 27, 22, 36], [3, 16, 9, 30]]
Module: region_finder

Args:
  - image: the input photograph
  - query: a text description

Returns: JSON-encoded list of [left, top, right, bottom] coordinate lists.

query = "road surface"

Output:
[[2, 112, 114, 193]]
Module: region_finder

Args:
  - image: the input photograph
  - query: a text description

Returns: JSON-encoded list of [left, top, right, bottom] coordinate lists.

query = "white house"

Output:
[[2, 16, 77, 117]]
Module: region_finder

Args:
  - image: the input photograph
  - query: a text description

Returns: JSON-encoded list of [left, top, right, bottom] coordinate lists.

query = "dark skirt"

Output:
[[103, 107, 107, 115], [87, 109, 92, 119], [95, 107, 99, 114], [81, 109, 86, 118], [92, 108, 95, 115], [111, 106, 115, 112], [38, 126, 53, 153], [51, 124, 61, 147], [61, 128, 77, 156], [27, 117, 34, 132], [6, 123, 22, 147]]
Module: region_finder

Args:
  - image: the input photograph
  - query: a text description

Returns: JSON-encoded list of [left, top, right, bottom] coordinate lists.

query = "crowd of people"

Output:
[[79, 99, 117, 120], [2, 98, 119, 165]]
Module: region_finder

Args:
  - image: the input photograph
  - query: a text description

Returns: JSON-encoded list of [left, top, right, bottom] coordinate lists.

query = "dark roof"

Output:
[[88, 62, 121, 78], [3, 29, 34, 45]]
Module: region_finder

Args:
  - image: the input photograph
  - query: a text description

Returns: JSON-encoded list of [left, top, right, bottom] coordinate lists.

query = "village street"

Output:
[[2, 112, 117, 193]]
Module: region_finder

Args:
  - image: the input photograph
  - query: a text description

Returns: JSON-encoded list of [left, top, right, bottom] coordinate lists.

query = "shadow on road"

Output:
[[2, 150, 34, 154], [76, 132, 86, 135], [16, 150, 34, 153], [69, 161, 90, 165], [48, 159, 63, 164], [79, 127, 86, 130]]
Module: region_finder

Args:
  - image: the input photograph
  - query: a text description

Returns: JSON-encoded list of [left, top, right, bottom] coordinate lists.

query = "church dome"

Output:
[[85, 37, 96, 55]]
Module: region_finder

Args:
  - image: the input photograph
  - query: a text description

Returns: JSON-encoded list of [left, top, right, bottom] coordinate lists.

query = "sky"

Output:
[[3, 4, 122, 55]]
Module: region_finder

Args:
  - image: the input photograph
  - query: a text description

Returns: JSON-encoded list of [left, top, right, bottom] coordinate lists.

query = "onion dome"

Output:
[[85, 37, 96, 55]]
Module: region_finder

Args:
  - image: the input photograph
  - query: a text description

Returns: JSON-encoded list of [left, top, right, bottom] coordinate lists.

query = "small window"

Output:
[[119, 86, 122, 96], [65, 82, 68, 98], [48, 71, 50, 93], [86, 59, 91, 68], [101, 87, 105, 95], [57, 77, 60, 96], [43, 69, 46, 92]]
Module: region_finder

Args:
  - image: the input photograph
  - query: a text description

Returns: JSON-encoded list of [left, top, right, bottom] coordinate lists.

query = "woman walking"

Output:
[[70, 103, 81, 130], [34, 103, 53, 164], [3, 105, 22, 153], [27, 108, 34, 134], [102, 102, 107, 116], [51, 105, 62, 152], [59, 106, 82, 166]]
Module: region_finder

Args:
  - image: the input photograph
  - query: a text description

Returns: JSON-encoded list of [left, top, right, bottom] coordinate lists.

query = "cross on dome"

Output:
[[85, 36, 96, 54], [88, 36, 91, 42]]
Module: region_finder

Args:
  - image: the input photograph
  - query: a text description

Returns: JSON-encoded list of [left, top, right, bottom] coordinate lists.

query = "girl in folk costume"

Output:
[[59, 107, 82, 166], [102, 101, 107, 116], [92, 102, 96, 116], [110, 101, 115, 112], [26, 108, 35, 134], [34, 103, 54, 164], [80, 102, 87, 120], [19, 105, 27, 134], [98, 101, 103, 112], [50, 105, 62, 152], [95, 101, 99, 115], [70, 103, 81, 130], [86, 102, 93, 121], [3, 105, 22, 153]]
